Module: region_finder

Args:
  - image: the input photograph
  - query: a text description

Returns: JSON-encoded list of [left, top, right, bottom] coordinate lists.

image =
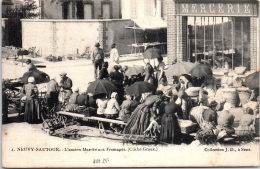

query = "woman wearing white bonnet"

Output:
[[21, 76, 41, 124], [104, 92, 120, 119]]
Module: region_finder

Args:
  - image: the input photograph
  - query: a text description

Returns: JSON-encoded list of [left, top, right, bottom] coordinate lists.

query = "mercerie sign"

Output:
[[176, 2, 258, 16]]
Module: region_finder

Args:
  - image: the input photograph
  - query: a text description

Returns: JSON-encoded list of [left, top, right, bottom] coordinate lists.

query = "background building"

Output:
[[166, 0, 259, 71], [40, 0, 122, 19], [21, 0, 168, 57]]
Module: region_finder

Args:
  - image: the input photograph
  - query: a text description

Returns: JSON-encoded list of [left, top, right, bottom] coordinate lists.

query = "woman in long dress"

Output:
[[21, 76, 40, 124], [160, 102, 182, 144], [123, 95, 161, 135]]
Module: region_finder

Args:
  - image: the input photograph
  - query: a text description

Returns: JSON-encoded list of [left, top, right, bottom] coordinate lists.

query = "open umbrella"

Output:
[[165, 62, 198, 77], [190, 63, 213, 78], [87, 79, 116, 96], [245, 71, 259, 90], [143, 48, 161, 59], [21, 69, 50, 84], [125, 65, 144, 77], [125, 81, 155, 96]]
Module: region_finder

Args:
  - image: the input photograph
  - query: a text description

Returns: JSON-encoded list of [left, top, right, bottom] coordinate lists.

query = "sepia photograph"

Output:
[[1, 0, 260, 167]]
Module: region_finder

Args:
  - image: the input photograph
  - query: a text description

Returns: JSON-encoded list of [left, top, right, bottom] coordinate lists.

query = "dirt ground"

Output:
[[2, 56, 260, 168]]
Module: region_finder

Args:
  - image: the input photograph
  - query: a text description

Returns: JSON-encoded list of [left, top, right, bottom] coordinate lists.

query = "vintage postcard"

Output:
[[1, 0, 260, 168]]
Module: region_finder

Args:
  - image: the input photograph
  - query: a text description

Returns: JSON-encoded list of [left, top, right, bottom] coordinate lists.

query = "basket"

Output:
[[237, 87, 251, 106], [222, 88, 239, 107]]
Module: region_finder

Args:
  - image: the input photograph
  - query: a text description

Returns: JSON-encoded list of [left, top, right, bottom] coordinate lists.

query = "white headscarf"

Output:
[[111, 92, 118, 99]]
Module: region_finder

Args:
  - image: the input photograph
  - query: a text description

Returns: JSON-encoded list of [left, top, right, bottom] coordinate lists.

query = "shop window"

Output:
[[187, 16, 250, 69]]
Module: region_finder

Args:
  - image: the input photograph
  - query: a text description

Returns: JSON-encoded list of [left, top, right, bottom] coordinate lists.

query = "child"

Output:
[[144, 113, 160, 138]]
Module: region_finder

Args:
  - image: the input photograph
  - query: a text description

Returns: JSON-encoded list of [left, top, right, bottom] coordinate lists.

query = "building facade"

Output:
[[21, 0, 169, 57], [166, 0, 259, 71], [40, 0, 122, 19]]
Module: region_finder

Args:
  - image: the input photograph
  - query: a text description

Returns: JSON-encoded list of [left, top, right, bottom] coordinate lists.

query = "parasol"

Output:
[[190, 63, 213, 78], [245, 71, 259, 90], [21, 69, 50, 84], [87, 79, 116, 96], [165, 62, 198, 77], [125, 66, 144, 77], [125, 81, 155, 96], [143, 48, 161, 59]]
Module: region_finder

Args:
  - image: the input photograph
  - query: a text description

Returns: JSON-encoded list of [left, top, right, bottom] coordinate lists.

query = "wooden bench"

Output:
[[56, 111, 126, 130]]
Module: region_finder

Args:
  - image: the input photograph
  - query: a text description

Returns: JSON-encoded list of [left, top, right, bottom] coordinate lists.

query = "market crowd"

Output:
[[9, 42, 260, 145]]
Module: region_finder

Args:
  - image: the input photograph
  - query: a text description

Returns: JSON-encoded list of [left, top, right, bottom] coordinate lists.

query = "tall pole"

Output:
[[203, 17, 206, 61], [212, 17, 215, 67], [194, 17, 197, 62], [222, 17, 224, 68], [231, 17, 234, 70], [241, 21, 244, 66]]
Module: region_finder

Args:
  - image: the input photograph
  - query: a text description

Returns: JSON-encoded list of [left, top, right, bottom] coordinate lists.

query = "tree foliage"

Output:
[[3, 0, 39, 19]]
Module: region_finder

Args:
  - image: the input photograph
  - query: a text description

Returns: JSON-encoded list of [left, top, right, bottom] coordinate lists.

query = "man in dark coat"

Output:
[[46, 77, 60, 110], [98, 62, 109, 79], [60, 72, 73, 103], [110, 65, 124, 104], [91, 43, 104, 79]]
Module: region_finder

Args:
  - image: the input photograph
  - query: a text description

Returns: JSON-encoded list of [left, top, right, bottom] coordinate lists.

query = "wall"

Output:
[[41, 0, 121, 19], [21, 19, 134, 56], [22, 19, 100, 56]]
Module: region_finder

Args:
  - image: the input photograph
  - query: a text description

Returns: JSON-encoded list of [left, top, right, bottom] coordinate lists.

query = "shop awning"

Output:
[[126, 17, 167, 30]]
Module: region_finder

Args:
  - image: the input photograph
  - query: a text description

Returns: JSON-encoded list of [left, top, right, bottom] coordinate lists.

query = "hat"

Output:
[[28, 76, 35, 83], [114, 65, 121, 70], [26, 59, 31, 64], [111, 43, 116, 48], [95, 43, 100, 47], [164, 102, 177, 114], [60, 72, 67, 76]]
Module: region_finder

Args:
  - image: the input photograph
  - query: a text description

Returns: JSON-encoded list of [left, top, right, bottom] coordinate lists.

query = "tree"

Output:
[[3, 0, 39, 19]]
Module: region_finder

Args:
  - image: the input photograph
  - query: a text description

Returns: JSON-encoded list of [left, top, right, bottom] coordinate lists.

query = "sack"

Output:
[[234, 67, 247, 75], [243, 101, 259, 112], [237, 87, 251, 106], [21, 96, 27, 101], [222, 88, 239, 107]]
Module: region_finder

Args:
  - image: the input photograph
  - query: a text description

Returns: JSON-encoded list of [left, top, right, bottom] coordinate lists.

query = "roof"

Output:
[[127, 17, 167, 30]]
